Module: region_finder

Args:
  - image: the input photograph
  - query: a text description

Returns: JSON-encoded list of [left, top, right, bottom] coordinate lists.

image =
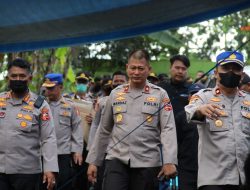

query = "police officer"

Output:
[[87, 71, 128, 190], [86, 49, 177, 190], [185, 51, 250, 190], [0, 58, 58, 190], [43, 73, 83, 190]]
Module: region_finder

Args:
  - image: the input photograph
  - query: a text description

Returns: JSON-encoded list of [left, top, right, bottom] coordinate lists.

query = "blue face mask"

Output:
[[76, 84, 87, 93]]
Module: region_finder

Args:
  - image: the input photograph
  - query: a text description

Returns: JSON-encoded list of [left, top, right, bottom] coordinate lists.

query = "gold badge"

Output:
[[229, 54, 236, 59], [243, 100, 250, 106], [63, 111, 70, 117], [210, 97, 221, 102], [116, 114, 123, 123], [28, 101, 34, 106], [23, 114, 32, 121], [20, 121, 27, 128], [0, 102, 6, 107], [146, 97, 157, 102], [116, 96, 126, 101], [116, 92, 126, 96], [146, 115, 153, 123], [63, 103, 70, 108], [215, 120, 223, 127], [23, 105, 33, 110], [17, 113, 23, 119], [116, 106, 122, 112]]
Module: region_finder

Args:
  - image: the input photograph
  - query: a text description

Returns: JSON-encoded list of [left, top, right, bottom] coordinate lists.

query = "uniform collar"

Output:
[[6, 91, 31, 104], [213, 86, 245, 97], [123, 81, 151, 94]]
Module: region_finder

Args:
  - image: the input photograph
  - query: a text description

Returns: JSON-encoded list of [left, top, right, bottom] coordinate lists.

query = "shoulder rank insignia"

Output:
[[215, 88, 221, 95], [123, 85, 129, 93], [144, 85, 150, 93]]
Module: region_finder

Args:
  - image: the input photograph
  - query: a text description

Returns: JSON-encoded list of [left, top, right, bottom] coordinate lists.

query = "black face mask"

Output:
[[219, 71, 241, 88], [9, 80, 28, 94]]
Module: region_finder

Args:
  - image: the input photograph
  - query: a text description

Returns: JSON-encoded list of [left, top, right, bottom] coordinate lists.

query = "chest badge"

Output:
[[146, 115, 153, 123], [116, 114, 123, 123], [215, 119, 223, 127], [20, 121, 27, 128], [116, 106, 122, 112]]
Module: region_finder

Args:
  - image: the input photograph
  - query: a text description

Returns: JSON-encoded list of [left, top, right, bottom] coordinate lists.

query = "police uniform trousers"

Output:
[[0, 173, 40, 190], [56, 154, 74, 190], [73, 142, 89, 190], [199, 185, 240, 190], [102, 159, 160, 190]]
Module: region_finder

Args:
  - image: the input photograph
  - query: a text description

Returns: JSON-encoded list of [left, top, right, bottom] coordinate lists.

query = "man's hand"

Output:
[[87, 164, 97, 184], [73, 152, 83, 166], [197, 104, 222, 120], [157, 164, 177, 180], [43, 171, 56, 190], [85, 113, 93, 125]]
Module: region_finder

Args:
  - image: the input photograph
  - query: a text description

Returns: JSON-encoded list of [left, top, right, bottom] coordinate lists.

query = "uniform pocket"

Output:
[[241, 111, 250, 135], [142, 106, 159, 127], [208, 118, 229, 132], [59, 110, 71, 126], [113, 105, 127, 124]]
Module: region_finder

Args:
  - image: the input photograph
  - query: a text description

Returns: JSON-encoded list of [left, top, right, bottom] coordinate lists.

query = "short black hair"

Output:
[[112, 70, 128, 80], [170, 55, 190, 68], [128, 49, 150, 62], [7, 58, 32, 73]]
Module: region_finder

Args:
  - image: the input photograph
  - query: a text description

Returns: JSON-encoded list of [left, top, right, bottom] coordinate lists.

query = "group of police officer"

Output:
[[0, 49, 249, 190]]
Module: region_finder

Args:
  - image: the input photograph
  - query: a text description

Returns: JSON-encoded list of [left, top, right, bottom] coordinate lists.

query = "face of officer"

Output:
[[112, 74, 127, 89], [7, 66, 32, 97], [45, 84, 63, 102], [170, 60, 188, 83], [214, 62, 243, 89], [126, 57, 151, 89]]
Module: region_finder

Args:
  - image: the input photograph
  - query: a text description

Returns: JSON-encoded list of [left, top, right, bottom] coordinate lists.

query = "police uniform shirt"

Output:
[[0, 91, 58, 174], [49, 97, 83, 155], [185, 87, 250, 187], [86, 81, 177, 168]]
